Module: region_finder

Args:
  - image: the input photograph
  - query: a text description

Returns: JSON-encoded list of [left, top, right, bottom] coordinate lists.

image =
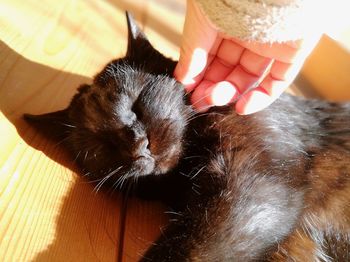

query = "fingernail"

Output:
[[235, 90, 272, 115], [182, 77, 196, 86], [206, 81, 237, 106]]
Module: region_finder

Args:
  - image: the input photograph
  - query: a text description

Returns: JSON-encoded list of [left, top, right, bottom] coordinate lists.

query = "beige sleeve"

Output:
[[195, 0, 329, 43]]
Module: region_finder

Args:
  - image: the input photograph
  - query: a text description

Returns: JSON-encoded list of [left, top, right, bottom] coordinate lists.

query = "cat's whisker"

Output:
[[54, 135, 72, 147], [190, 93, 213, 107], [183, 155, 203, 160], [112, 175, 124, 190], [184, 114, 197, 122], [186, 112, 225, 122], [83, 150, 89, 162], [93, 169, 119, 192], [164, 211, 183, 216], [118, 173, 129, 190], [83, 178, 105, 184], [93, 174, 112, 193], [180, 171, 190, 177], [190, 165, 206, 180], [78, 143, 101, 162], [112, 171, 130, 192], [73, 150, 82, 163], [81, 169, 113, 185], [82, 172, 92, 178], [107, 166, 123, 177], [192, 185, 201, 195], [191, 182, 201, 196], [93, 166, 123, 193], [192, 94, 212, 109], [116, 175, 126, 190], [182, 107, 196, 117], [59, 122, 76, 128]]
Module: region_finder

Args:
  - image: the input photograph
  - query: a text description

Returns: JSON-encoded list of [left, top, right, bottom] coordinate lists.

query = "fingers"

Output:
[[174, 0, 219, 92], [203, 57, 233, 83], [215, 40, 244, 66], [240, 48, 273, 76], [235, 59, 305, 115], [224, 49, 273, 93], [270, 60, 303, 82], [190, 80, 213, 112], [192, 44, 273, 110], [235, 78, 285, 115], [193, 50, 305, 114], [206, 81, 238, 106]]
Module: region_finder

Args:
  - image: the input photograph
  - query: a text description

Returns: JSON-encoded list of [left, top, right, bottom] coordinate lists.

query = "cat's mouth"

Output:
[[132, 155, 155, 176], [130, 154, 178, 176]]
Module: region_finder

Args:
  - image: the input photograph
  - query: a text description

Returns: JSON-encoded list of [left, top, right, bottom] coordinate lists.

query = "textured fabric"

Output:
[[195, 0, 329, 42]]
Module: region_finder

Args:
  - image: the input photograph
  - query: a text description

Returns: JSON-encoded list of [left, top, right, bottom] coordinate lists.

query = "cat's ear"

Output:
[[125, 11, 152, 57], [23, 109, 72, 142]]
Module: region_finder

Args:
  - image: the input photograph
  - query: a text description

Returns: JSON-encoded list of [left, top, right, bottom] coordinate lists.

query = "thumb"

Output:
[[174, 0, 218, 92]]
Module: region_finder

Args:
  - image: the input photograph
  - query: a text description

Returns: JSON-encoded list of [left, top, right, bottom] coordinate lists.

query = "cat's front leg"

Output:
[[139, 221, 194, 262], [132, 172, 191, 208]]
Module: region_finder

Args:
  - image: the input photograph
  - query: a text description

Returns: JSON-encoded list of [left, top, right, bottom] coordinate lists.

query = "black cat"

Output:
[[24, 13, 350, 261]]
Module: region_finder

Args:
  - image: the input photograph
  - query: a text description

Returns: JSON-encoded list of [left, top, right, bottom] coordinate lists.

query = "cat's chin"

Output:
[[153, 160, 178, 175]]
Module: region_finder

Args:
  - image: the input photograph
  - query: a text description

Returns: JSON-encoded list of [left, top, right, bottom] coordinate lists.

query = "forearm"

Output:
[[194, 0, 328, 42]]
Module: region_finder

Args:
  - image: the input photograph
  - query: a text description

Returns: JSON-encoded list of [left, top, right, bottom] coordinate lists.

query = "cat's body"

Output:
[[24, 13, 350, 261], [141, 94, 350, 261]]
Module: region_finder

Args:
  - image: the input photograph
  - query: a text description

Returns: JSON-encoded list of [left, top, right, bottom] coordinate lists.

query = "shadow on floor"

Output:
[[0, 40, 127, 261]]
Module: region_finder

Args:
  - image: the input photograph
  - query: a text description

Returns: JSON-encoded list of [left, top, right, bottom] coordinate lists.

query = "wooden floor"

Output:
[[0, 0, 185, 261], [1, 0, 350, 262]]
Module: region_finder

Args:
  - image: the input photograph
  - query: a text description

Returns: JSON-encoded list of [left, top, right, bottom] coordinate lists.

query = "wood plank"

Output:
[[0, 0, 135, 260], [122, 198, 169, 262]]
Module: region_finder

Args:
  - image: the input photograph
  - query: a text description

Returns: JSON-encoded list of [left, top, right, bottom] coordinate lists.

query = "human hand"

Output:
[[174, 0, 321, 115]]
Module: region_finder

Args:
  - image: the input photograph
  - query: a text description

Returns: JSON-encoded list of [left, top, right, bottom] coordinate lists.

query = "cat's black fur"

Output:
[[24, 13, 350, 261]]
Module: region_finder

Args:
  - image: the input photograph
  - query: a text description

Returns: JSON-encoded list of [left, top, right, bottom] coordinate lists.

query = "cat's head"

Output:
[[24, 12, 191, 186]]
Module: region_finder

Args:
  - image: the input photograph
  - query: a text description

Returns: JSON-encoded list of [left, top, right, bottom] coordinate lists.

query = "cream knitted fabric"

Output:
[[195, 0, 327, 42]]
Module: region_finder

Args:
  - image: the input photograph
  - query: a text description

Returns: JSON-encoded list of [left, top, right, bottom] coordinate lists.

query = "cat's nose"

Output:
[[132, 137, 150, 158]]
